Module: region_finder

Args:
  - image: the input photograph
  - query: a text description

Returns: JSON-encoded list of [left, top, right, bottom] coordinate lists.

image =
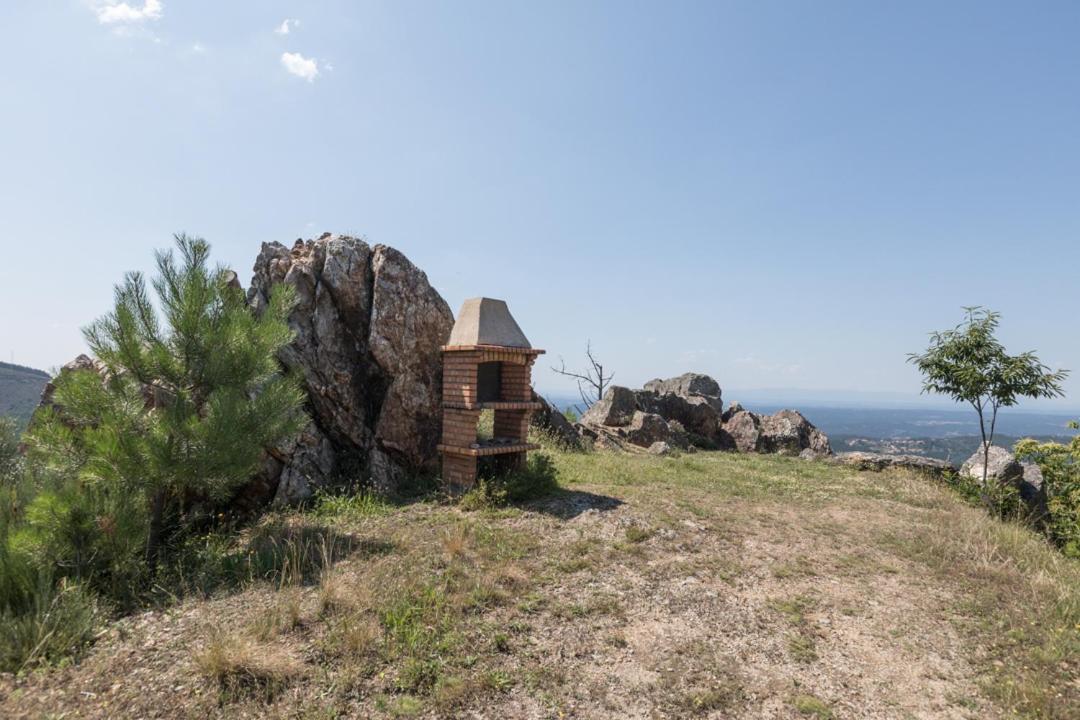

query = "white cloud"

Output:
[[191, 42, 206, 53], [281, 52, 319, 82], [94, 0, 163, 25], [275, 19, 299, 35]]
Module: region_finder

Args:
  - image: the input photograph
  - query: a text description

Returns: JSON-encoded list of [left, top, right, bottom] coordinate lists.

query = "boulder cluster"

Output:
[[573, 373, 832, 459]]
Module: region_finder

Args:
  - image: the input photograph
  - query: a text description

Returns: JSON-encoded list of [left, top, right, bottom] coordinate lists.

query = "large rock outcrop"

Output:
[[248, 234, 454, 503], [720, 408, 831, 458]]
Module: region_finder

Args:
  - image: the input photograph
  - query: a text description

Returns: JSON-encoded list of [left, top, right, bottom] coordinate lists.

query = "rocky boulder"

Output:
[[1019, 462, 1050, 525], [37, 354, 104, 411], [635, 389, 720, 442], [960, 445, 1024, 486], [961, 445, 1048, 521], [721, 407, 831, 457], [648, 441, 674, 456], [760, 409, 831, 457], [580, 386, 638, 427], [248, 234, 454, 503], [643, 373, 722, 413], [624, 411, 678, 449], [722, 410, 764, 453]]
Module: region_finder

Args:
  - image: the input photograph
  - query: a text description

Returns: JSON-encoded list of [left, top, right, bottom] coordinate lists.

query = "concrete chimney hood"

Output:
[[446, 298, 532, 349]]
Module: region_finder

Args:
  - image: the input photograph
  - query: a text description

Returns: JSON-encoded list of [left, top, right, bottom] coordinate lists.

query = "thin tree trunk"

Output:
[[145, 488, 166, 576], [972, 401, 994, 512]]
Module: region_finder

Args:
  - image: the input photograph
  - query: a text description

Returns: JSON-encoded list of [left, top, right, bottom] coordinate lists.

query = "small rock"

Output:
[[648, 441, 674, 456]]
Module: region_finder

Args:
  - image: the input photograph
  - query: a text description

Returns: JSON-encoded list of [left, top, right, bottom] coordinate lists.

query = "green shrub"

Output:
[[944, 467, 1025, 523], [21, 235, 305, 585], [461, 454, 559, 510], [1016, 425, 1080, 558], [0, 576, 103, 672]]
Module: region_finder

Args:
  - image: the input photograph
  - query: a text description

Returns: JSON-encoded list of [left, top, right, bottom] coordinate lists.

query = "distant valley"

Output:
[[0, 361, 50, 426]]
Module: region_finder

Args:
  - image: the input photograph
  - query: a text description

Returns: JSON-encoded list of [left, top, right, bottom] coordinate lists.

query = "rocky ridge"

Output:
[[576, 373, 832, 458]]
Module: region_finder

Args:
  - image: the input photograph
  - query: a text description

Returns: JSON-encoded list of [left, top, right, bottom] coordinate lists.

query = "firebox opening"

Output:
[[477, 361, 502, 403]]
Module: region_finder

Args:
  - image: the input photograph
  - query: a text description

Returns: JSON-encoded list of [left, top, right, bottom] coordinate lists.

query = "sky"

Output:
[[1, 1, 1079, 410]]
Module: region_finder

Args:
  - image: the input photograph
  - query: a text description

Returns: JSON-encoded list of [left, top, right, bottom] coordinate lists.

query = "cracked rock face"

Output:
[[248, 235, 453, 504]]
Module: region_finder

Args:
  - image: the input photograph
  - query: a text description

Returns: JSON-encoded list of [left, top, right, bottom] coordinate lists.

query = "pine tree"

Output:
[[26, 235, 306, 575]]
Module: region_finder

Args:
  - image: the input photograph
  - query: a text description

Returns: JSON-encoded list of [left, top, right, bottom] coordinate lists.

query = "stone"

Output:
[[624, 411, 673, 448], [960, 446, 1024, 486], [961, 446, 1051, 521], [643, 373, 722, 413], [1019, 462, 1050, 524], [832, 452, 956, 478], [722, 410, 764, 453], [248, 234, 454, 503], [721, 401, 744, 424], [634, 389, 720, 442], [648, 441, 674, 456], [760, 409, 831, 457], [580, 386, 638, 428]]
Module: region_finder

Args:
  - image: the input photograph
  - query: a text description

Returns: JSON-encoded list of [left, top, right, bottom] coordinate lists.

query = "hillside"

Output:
[[3, 449, 1076, 719], [0, 361, 49, 426]]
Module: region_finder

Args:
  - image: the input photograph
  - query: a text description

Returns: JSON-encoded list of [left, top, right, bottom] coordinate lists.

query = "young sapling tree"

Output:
[[26, 235, 306, 576], [908, 307, 1067, 492]]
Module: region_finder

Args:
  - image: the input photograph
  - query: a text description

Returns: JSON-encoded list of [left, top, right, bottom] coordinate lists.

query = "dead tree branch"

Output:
[[552, 341, 614, 410]]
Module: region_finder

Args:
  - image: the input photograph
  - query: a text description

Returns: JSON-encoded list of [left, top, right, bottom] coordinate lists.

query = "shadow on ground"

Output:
[[528, 488, 624, 520]]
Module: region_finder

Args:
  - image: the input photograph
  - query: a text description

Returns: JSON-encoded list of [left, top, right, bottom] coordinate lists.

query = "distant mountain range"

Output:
[[0, 361, 50, 426]]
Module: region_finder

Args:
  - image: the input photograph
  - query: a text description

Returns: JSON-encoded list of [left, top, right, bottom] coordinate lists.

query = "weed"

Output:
[[624, 524, 656, 544], [312, 491, 391, 521], [792, 693, 833, 718], [788, 634, 818, 663], [770, 595, 815, 625], [772, 556, 817, 579]]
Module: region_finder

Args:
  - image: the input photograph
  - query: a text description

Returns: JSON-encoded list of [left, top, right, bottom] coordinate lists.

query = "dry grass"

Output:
[[194, 633, 305, 700]]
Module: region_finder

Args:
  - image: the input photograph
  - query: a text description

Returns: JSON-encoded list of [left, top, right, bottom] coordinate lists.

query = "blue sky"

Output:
[[1, 1, 1078, 409]]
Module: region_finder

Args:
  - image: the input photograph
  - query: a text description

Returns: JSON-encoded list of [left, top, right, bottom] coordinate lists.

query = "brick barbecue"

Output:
[[439, 298, 545, 489]]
